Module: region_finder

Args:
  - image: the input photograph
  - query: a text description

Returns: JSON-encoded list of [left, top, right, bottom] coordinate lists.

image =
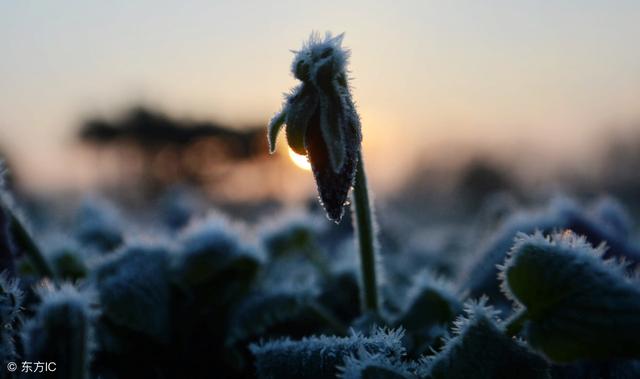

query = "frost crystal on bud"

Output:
[[268, 32, 362, 222]]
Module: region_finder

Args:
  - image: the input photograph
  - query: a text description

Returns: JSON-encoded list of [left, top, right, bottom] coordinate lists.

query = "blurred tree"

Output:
[[78, 106, 268, 195]]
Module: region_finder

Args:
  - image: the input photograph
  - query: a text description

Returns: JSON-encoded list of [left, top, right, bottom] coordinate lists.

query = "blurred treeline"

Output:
[[1, 106, 639, 224]]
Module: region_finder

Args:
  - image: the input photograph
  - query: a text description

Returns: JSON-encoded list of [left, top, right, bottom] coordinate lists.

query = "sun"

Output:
[[288, 147, 312, 171]]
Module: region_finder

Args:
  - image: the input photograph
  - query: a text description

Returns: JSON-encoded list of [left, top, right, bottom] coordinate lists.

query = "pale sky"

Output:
[[1, 1, 640, 191]]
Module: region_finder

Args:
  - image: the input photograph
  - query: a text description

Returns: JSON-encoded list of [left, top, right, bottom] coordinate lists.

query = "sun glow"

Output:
[[288, 147, 312, 171]]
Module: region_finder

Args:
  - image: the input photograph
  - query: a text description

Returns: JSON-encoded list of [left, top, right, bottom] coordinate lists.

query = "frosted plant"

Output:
[[338, 349, 416, 379], [173, 214, 261, 305], [226, 289, 317, 346], [392, 271, 462, 356], [226, 288, 346, 348], [259, 211, 329, 277], [93, 243, 171, 344], [22, 283, 96, 379], [421, 298, 550, 379], [250, 327, 405, 379], [74, 196, 124, 253], [268, 33, 380, 314], [0, 166, 55, 279], [589, 196, 633, 240], [460, 197, 640, 304], [157, 186, 204, 231], [0, 272, 23, 364], [44, 236, 89, 281], [259, 211, 326, 258], [394, 271, 461, 331], [500, 231, 640, 362], [317, 270, 361, 324]]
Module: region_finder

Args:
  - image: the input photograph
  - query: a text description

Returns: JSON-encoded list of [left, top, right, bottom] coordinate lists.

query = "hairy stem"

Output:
[[351, 151, 379, 313]]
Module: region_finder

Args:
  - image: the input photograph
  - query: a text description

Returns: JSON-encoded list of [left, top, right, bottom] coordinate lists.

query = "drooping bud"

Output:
[[268, 32, 362, 222]]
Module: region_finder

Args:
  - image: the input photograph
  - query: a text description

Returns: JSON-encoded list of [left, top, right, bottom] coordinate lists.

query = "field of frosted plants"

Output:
[[2, 34, 640, 379]]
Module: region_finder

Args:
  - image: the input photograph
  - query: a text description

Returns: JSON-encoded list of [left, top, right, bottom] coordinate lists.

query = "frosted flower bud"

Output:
[[500, 231, 640, 362], [268, 32, 362, 222]]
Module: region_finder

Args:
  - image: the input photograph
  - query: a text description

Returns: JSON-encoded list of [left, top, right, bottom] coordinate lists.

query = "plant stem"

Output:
[[351, 151, 379, 314]]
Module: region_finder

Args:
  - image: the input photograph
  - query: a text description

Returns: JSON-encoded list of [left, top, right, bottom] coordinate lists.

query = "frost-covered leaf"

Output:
[[157, 186, 204, 232], [589, 196, 633, 240], [500, 231, 640, 362], [74, 196, 124, 253], [259, 211, 326, 258], [250, 328, 405, 379], [259, 211, 330, 278], [338, 350, 416, 379], [23, 283, 96, 379], [393, 272, 461, 356], [394, 272, 462, 333], [461, 198, 640, 304], [46, 237, 89, 281], [0, 189, 54, 278], [93, 244, 170, 344], [285, 84, 318, 155], [172, 215, 260, 306], [268, 110, 287, 154], [227, 290, 311, 345], [318, 270, 361, 323], [422, 298, 550, 379], [268, 32, 362, 222], [226, 288, 345, 347]]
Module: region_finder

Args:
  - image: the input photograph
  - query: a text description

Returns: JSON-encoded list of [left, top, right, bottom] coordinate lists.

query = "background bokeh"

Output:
[[1, 1, 640, 210]]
